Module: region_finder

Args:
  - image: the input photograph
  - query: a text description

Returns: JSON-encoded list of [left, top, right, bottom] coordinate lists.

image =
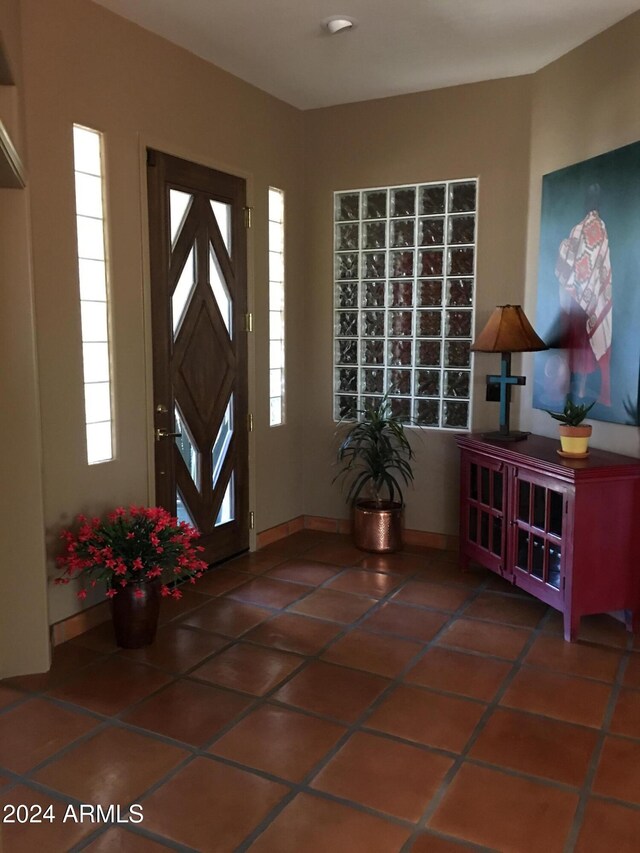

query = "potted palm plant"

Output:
[[334, 396, 415, 552], [546, 397, 595, 457]]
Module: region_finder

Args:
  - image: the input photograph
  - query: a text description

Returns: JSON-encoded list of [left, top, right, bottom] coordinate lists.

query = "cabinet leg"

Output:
[[459, 553, 470, 574], [563, 610, 580, 643], [624, 610, 640, 635]]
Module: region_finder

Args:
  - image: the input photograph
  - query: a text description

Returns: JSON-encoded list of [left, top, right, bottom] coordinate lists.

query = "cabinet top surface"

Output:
[[456, 433, 640, 478]]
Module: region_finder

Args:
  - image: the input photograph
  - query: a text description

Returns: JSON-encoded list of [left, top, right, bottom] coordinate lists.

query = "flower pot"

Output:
[[353, 500, 403, 553], [559, 424, 592, 457], [110, 580, 161, 649]]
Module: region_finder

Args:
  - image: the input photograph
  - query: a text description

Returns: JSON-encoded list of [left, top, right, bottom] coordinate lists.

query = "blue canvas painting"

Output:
[[533, 141, 640, 426]]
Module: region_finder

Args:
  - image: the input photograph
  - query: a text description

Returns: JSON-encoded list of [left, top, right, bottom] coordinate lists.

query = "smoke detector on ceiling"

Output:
[[324, 16, 356, 35]]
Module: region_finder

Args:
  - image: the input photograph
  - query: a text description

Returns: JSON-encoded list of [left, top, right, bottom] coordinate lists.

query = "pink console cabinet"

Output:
[[456, 433, 640, 641]]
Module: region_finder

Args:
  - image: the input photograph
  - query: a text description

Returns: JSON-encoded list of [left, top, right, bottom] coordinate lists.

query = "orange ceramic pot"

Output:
[[559, 424, 592, 457]]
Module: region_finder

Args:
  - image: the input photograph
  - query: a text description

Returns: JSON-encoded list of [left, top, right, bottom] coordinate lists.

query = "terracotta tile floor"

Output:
[[1, 530, 639, 852]]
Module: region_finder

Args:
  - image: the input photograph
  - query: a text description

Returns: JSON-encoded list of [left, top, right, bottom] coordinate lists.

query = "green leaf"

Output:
[[333, 394, 417, 507], [545, 396, 596, 426]]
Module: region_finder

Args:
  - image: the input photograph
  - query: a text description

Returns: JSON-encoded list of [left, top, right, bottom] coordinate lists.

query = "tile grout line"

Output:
[[193, 556, 454, 849], [0, 766, 199, 852], [406, 605, 554, 845], [0, 544, 445, 850], [3, 539, 638, 853], [0, 550, 446, 793], [233, 561, 498, 850], [71, 824, 197, 853], [561, 648, 631, 853], [399, 831, 498, 853], [4, 677, 617, 815], [0, 552, 534, 850], [190, 559, 441, 814], [0, 648, 119, 711], [184, 561, 430, 756]]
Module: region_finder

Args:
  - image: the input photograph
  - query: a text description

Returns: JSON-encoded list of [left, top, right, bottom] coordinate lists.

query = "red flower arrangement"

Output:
[[55, 506, 208, 601]]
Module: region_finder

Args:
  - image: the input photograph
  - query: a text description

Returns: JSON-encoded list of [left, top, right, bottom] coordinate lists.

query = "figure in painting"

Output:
[[554, 184, 612, 405]]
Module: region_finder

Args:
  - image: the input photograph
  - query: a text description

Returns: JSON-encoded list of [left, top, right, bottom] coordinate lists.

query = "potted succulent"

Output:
[[334, 396, 415, 552], [55, 506, 207, 648], [546, 397, 596, 457]]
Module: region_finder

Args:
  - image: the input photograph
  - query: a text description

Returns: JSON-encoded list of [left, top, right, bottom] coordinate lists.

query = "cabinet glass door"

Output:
[[465, 457, 505, 569], [513, 474, 564, 594]]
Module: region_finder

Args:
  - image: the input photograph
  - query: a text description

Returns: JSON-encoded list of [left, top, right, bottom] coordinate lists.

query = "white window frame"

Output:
[[73, 124, 115, 464], [268, 187, 286, 426]]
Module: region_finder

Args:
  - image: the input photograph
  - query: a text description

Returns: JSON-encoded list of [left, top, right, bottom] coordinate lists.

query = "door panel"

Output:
[[508, 468, 566, 608], [147, 150, 249, 564], [461, 453, 506, 574]]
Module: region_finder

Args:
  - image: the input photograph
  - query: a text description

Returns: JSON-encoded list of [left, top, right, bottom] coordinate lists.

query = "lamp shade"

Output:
[[471, 304, 548, 353]]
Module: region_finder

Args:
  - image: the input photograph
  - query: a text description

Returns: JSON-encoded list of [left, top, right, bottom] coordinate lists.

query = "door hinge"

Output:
[[249, 511, 255, 530], [248, 412, 254, 432], [562, 576, 566, 591], [244, 312, 253, 332], [244, 206, 253, 229]]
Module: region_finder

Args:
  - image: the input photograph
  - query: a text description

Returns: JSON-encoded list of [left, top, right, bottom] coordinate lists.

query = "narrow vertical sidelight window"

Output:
[[268, 187, 285, 426], [73, 125, 114, 464]]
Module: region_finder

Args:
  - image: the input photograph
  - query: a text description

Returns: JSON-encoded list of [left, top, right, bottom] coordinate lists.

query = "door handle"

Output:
[[155, 428, 182, 441]]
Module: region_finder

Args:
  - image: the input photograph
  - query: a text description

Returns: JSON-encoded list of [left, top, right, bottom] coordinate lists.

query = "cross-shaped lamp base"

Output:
[[480, 351, 530, 442]]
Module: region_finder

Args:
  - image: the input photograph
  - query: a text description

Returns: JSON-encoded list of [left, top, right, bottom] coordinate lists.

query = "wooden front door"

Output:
[[147, 150, 249, 564]]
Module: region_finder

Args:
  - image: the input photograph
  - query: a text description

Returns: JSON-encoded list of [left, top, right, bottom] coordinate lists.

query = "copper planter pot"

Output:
[[353, 500, 403, 553]]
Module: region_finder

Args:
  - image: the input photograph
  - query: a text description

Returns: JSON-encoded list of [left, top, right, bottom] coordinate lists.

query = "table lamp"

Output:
[[471, 304, 548, 441]]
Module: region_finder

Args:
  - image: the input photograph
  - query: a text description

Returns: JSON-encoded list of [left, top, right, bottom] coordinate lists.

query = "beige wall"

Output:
[[19, 0, 306, 625], [0, 0, 50, 676], [521, 11, 640, 459], [8, 0, 640, 662], [303, 78, 533, 535]]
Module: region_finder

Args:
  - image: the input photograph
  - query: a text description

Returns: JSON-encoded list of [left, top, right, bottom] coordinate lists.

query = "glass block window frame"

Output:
[[72, 124, 115, 464], [333, 179, 477, 430], [268, 187, 285, 426]]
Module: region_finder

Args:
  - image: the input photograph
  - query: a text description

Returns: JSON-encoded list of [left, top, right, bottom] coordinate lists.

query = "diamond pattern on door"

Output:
[[210, 200, 232, 254], [172, 246, 196, 335], [209, 245, 232, 335], [149, 152, 248, 563], [212, 396, 233, 490], [169, 190, 193, 247], [174, 405, 199, 490], [216, 474, 235, 527], [176, 488, 197, 527], [177, 302, 234, 428]]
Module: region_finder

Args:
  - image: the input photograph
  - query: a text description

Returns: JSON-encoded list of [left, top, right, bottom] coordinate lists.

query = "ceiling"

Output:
[[92, 0, 640, 109]]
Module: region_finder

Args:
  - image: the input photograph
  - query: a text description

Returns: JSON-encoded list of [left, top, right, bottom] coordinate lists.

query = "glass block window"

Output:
[[73, 125, 114, 463], [333, 180, 477, 429], [268, 187, 285, 426]]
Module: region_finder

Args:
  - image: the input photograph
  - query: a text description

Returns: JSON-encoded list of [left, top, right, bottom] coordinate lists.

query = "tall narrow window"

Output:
[[268, 187, 285, 426], [73, 125, 114, 464]]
